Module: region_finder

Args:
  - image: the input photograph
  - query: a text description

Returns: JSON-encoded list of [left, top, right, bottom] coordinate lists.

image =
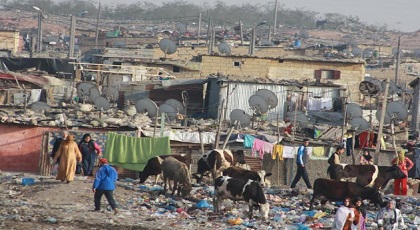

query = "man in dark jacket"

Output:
[[290, 138, 312, 189], [92, 158, 118, 214], [51, 130, 69, 163]]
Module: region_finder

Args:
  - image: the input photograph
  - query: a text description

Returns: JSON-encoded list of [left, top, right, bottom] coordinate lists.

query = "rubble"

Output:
[[0, 173, 419, 229]]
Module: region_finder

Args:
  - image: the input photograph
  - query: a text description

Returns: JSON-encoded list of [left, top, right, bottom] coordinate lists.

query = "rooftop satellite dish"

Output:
[[159, 103, 177, 121], [248, 95, 269, 115], [286, 111, 309, 128], [94, 96, 110, 111], [218, 42, 231, 55], [386, 101, 408, 121], [384, 80, 402, 95], [103, 86, 119, 100], [77, 82, 100, 101], [30, 101, 51, 111], [135, 98, 158, 117], [376, 109, 391, 125], [346, 103, 363, 119], [349, 117, 369, 131], [351, 47, 363, 57], [359, 80, 382, 96], [159, 38, 177, 57], [229, 109, 251, 127], [164, 99, 185, 114], [255, 89, 278, 109]]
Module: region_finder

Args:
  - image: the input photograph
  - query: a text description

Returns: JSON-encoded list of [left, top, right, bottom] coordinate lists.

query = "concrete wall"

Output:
[[0, 30, 20, 56], [201, 55, 365, 102]]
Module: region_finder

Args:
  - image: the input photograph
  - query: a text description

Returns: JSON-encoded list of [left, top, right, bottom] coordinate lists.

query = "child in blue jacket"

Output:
[[92, 158, 118, 214]]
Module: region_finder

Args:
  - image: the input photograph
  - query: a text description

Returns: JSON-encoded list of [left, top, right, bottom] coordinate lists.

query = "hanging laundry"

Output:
[[320, 98, 333, 110], [243, 134, 255, 149], [272, 144, 284, 160], [312, 147, 325, 157], [282, 146, 296, 158], [263, 142, 274, 159], [314, 128, 322, 138], [308, 98, 322, 110], [252, 139, 265, 158], [306, 147, 313, 156]]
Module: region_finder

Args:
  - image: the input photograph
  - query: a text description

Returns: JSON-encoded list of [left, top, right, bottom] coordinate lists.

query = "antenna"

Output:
[[158, 38, 177, 59], [217, 42, 231, 55], [30, 101, 51, 111], [255, 89, 278, 109], [248, 95, 269, 115], [229, 109, 251, 127], [159, 103, 177, 121], [135, 98, 158, 117], [94, 96, 110, 111]]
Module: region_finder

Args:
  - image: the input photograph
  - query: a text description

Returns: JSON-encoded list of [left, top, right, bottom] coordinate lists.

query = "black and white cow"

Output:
[[193, 149, 246, 183], [139, 154, 191, 184], [213, 176, 269, 220], [222, 166, 272, 187], [327, 164, 406, 190], [310, 178, 383, 210]]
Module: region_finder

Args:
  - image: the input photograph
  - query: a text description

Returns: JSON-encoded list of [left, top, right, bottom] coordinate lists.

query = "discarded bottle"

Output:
[[22, 178, 35, 186]]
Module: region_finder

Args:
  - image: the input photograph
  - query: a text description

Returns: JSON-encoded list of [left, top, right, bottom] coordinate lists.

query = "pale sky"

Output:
[[100, 0, 420, 32]]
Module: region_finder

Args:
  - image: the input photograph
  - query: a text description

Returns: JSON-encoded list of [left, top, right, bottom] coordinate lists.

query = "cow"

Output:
[[310, 178, 383, 210], [193, 149, 246, 183], [161, 156, 192, 197], [327, 164, 406, 190], [222, 166, 272, 187], [213, 176, 269, 220], [138, 154, 191, 184]]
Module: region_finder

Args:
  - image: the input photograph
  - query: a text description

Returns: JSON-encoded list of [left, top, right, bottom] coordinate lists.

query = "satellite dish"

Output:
[[363, 48, 374, 58], [376, 109, 391, 125], [386, 101, 408, 121], [349, 117, 369, 131], [103, 86, 119, 100], [248, 95, 269, 115], [164, 99, 185, 114], [351, 47, 363, 57], [229, 109, 251, 127], [77, 82, 100, 101], [346, 103, 363, 119], [94, 96, 110, 111], [384, 80, 402, 95], [286, 111, 309, 128], [135, 98, 158, 117], [255, 89, 278, 109], [159, 38, 177, 55], [159, 103, 177, 121], [359, 80, 382, 96], [30, 101, 51, 111], [217, 42, 231, 55]]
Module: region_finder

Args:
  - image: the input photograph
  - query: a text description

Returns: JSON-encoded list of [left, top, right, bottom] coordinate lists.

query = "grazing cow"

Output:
[[161, 156, 192, 197], [193, 149, 246, 183], [310, 178, 383, 210], [139, 154, 191, 184], [327, 164, 406, 190], [222, 166, 272, 187], [213, 176, 269, 220]]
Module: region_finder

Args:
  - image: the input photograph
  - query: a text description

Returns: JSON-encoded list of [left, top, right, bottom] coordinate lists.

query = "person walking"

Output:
[[332, 197, 357, 230], [359, 149, 374, 165], [328, 145, 346, 165], [391, 150, 414, 195], [290, 138, 312, 189], [78, 133, 102, 176], [92, 158, 118, 214], [53, 134, 82, 183], [376, 200, 406, 230], [51, 130, 69, 163]]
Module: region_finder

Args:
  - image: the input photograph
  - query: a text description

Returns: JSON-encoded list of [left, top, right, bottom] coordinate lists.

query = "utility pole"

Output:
[[95, 2, 101, 48], [37, 11, 43, 52], [68, 14, 76, 58], [206, 16, 211, 45], [395, 36, 401, 85], [374, 79, 390, 164], [273, 0, 278, 36], [249, 29, 256, 55], [207, 17, 213, 54], [239, 20, 243, 46], [197, 12, 202, 45]]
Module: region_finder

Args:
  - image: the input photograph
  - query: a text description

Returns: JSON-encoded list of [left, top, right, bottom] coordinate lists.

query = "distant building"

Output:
[[0, 29, 20, 56]]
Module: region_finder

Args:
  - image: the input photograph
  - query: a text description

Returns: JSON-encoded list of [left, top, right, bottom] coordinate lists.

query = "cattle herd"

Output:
[[138, 150, 408, 220]]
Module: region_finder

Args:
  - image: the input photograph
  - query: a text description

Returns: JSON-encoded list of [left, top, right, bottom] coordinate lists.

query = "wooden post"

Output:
[[222, 121, 238, 150], [390, 122, 398, 158], [214, 99, 225, 149], [199, 129, 205, 155], [374, 79, 390, 164], [351, 131, 356, 165], [96, 65, 101, 87]]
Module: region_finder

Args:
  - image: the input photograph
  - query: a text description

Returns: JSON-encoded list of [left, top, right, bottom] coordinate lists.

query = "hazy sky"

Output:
[[101, 0, 419, 32]]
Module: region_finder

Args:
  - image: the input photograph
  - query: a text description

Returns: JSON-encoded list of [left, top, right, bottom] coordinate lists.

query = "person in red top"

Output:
[[391, 150, 414, 195]]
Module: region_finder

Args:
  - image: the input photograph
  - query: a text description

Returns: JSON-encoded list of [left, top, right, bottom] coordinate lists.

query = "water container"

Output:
[[22, 177, 35, 186], [294, 39, 301, 48]]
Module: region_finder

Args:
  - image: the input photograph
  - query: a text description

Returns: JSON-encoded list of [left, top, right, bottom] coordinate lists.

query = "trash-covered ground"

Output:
[[1, 172, 419, 230]]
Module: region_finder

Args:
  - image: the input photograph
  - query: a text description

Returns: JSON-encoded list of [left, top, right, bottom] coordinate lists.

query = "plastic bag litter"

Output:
[[196, 200, 213, 209]]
